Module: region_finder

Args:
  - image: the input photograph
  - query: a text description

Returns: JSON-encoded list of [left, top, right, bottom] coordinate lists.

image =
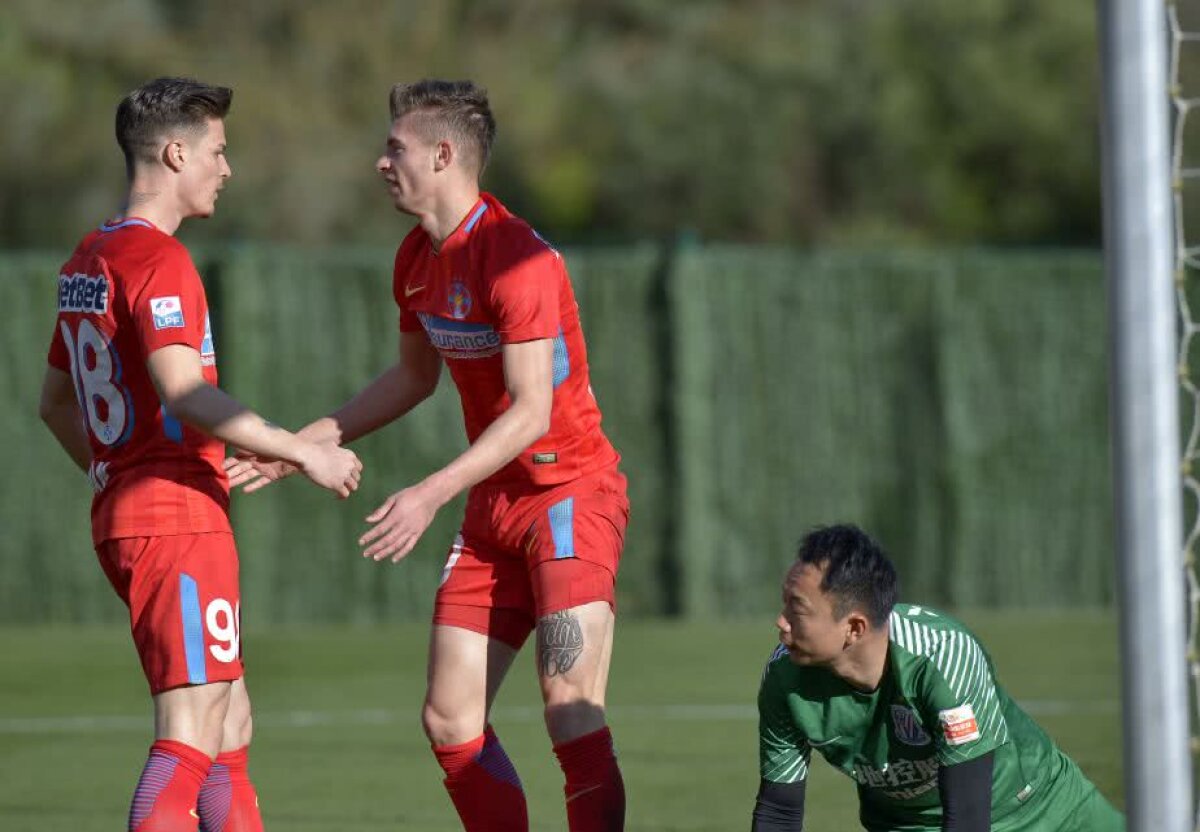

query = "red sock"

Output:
[[129, 739, 212, 832], [553, 727, 625, 832], [433, 726, 528, 831], [197, 746, 263, 832]]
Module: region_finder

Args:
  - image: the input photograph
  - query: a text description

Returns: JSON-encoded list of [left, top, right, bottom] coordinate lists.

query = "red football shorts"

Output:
[[96, 532, 244, 695], [434, 465, 630, 649]]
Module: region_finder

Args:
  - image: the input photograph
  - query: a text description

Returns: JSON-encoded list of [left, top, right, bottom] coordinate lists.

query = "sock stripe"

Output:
[[197, 762, 233, 832], [477, 732, 524, 791], [129, 751, 181, 829], [435, 729, 529, 831]]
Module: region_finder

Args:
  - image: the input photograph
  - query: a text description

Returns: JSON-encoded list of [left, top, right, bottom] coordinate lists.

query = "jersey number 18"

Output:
[[59, 319, 132, 447]]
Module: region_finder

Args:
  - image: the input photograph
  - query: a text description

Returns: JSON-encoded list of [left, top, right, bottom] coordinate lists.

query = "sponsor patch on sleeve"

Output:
[[150, 296, 185, 330], [938, 705, 980, 746]]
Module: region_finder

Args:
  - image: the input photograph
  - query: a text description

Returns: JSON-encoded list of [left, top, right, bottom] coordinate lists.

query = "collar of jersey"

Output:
[[435, 198, 489, 256], [99, 216, 158, 233]]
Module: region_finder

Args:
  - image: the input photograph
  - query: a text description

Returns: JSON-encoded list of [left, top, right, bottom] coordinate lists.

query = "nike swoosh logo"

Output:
[[809, 736, 842, 747], [566, 784, 604, 803], [189, 808, 200, 819], [405, 284, 425, 297]]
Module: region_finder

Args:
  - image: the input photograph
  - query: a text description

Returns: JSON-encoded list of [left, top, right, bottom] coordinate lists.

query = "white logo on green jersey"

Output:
[[851, 757, 940, 799]]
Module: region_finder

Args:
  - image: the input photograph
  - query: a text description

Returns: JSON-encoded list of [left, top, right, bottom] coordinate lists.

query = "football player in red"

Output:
[[228, 80, 629, 831], [39, 77, 362, 832]]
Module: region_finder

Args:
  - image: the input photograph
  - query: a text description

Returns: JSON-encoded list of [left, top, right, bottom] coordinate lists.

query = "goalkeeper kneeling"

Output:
[[753, 524, 1123, 832]]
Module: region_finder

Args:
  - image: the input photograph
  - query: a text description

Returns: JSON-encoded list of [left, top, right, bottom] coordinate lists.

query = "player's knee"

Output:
[[224, 708, 253, 750], [420, 701, 442, 743], [200, 686, 235, 748], [422, 699, 483, 747], [238, 711, 253, 747], [220, 681, 253, 750], [541, 669, 604, 713], [154, 682, 234, 756], [543, 696, 606, 744]]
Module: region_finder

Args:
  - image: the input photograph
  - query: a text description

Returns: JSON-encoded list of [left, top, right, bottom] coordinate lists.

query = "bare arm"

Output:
[[148, 345, 362, 497], [38, 366, 91, 473], [420, 337, 552, 507], [300, 329, 443, 446], [359, 337, 554, 561], [226, 330, 441, 492], [149, 345, 318, 464]]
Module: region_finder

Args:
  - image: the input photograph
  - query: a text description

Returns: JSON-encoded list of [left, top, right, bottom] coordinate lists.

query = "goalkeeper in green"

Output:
[[753, 524, 1123, 831]]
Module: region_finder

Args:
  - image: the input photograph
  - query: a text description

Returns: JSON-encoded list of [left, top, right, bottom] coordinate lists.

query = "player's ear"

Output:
[[433, 139, 453, 172], [845, 611, 870, 645], [162, 139, 186, 173]]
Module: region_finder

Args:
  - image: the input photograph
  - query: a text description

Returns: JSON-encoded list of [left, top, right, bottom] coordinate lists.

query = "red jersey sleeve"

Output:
[[487, 227, 562, 343], [126, 244, 209, 357]]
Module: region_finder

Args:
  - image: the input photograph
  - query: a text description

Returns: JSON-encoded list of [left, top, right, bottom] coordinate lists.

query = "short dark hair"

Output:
[[115, 77, 232, 174], [796, 524, 898, 628], [389, 79, 496, 176]]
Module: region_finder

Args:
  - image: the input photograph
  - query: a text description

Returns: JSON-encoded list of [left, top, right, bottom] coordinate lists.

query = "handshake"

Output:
[[222, 437, 439, 565], [224, 440, 362, 499]]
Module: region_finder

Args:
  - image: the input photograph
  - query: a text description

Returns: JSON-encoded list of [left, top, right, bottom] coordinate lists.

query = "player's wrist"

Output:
[[416, 473, 456, 510], [298, 417, 341, 446], [289, 438, 321, 472]]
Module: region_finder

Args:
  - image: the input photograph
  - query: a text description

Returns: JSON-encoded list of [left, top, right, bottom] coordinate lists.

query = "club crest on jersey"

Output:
[[150, 296, 185, 330], [448, 281, 472, 320], [890, 705, 931, 746], [58, 272, 109, 313]]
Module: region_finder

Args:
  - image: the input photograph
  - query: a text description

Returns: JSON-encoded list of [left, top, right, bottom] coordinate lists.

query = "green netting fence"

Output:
[[1, 244, 1110, 623]]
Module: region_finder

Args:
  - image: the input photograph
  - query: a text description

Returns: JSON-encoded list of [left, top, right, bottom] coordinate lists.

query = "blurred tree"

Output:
[[0, 0, 1100, 248]]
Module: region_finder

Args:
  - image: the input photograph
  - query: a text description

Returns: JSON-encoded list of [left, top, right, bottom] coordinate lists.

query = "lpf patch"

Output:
[[150, 296, 184, 329], [891, 705, 931, 746], [448, 280, 472, 320]]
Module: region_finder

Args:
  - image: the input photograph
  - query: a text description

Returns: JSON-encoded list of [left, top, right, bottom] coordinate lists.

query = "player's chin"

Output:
[[785, 646, 816, 665], [386, 188, 413, 213]]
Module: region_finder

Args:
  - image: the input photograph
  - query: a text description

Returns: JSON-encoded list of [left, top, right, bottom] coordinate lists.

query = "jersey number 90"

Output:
[[59, 319, 133, 447], [206, 598, 240, 663]]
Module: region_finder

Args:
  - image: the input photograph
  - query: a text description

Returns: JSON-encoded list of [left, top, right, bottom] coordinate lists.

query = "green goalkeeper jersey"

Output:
[[758, 603, 1116, 831]]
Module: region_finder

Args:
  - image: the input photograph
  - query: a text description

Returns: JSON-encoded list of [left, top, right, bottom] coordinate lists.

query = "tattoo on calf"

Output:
[[538, 611, 585, 677]]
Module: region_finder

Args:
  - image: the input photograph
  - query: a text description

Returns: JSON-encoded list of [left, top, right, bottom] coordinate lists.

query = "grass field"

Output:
[[0, 611, 1121, 831]]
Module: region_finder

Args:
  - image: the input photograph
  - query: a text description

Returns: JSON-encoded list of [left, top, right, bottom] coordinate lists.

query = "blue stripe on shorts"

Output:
[[548, 498, 575, 559], [179, 574, 207, 684]]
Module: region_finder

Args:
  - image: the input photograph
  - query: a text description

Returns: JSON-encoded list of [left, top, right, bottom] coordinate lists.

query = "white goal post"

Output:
[[1099, 0, 1192, 829]]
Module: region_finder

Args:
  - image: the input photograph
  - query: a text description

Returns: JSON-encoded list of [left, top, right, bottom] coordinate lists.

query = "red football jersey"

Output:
[[47, 218, 231, 544], [394, 193, 619, 486]]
